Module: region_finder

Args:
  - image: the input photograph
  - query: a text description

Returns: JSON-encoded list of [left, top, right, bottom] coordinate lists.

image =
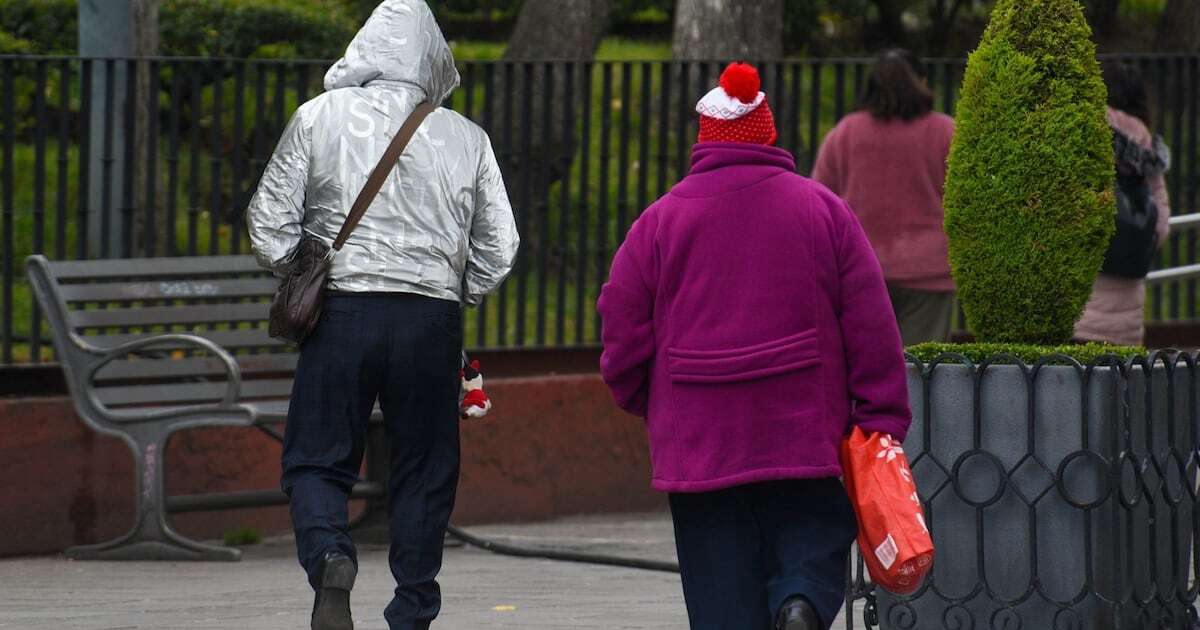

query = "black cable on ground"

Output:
[[444, 524, 681, 574]]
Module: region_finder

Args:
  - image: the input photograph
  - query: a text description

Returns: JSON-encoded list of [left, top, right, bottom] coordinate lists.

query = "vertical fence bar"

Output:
[[478, 62, 494, 348], [617, 63, 632, 243], [676, 61, 690, 180], [188, 66, 202, 255], [596, 63, 613, 341], [100, 59, 116, 258], [695, 63, 711, 144], [1170, 57, 1185, 320], [32, 60, 48, 361], [808, 61, 822, 174], [576, 62, 593, 345], [781, 62, 796, 168], [231, 61, 246, 255], [834, 62, 846, 121], [252, 63, 268, 205], [166, 66, 183, 256], [556, 63, 573, 346], [498, 62, 514, 347], [77, 59, 92, 259], [273, 64, 286, 142], [790, 64, 802, 161], [56, 59, 70, 260], [120, 59, 137, 258], [536, 62, 552, 346], [943, 62, 956, 116], [2, 58, 14, 363], [144, 59, 159, 257], [1153, 58, 1168, 320], [209, 61, 224, 256], [296, 64, 310, 106], [515, 62, 533, 346], [853, 62, 864, 114], [1188, 57, 1198, 319], [460, 62, 478, 343], [657, 62, 671, 197], [637, 62, 651, 221]]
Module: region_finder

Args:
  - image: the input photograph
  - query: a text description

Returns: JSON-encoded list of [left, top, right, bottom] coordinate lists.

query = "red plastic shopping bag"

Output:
[[840, 426, 934, 595]]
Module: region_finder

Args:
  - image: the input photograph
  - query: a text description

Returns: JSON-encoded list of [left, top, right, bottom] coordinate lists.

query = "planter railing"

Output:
[[874, 352, 1200, 630]]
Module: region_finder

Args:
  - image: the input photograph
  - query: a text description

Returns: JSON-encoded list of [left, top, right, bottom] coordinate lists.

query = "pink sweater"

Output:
[[812, 111, 956, 292], [1075, 108, 1171, 346]]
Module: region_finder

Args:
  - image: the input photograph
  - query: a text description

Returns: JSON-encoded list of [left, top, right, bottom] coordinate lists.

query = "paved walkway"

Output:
[[0, 512, 860, 629]]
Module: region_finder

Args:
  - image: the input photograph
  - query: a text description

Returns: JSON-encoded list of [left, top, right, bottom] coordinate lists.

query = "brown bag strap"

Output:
[[332, 101, 436, 251]]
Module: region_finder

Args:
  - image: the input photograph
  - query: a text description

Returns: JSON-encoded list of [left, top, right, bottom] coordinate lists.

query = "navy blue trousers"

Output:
[[282, 293, 462, 630], [668, 478, 859, 630]]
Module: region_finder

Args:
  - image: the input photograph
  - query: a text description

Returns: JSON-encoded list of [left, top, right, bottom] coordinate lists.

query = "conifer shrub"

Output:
[[944, 0, 1115, 345]]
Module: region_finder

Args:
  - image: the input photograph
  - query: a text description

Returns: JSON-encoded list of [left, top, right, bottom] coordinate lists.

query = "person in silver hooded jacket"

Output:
[[246, 3, 518, 629]]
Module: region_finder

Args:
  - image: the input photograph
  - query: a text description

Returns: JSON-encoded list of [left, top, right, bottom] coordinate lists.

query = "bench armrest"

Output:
[[83, 334, 244, 412]]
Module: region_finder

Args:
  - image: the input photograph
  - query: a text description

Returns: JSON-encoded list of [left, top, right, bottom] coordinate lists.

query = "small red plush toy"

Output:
[[460, 356, 492, 419]]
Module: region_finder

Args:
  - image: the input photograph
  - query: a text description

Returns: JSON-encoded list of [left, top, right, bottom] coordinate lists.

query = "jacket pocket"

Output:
[[666, 330, 831, 481], [667, 330, 821, 384]]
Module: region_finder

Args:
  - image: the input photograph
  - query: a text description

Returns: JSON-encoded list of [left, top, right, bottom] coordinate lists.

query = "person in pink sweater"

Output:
[[812, 49, 956, 345], [1075, 63, 1171, 346], [599, 63, 910, 630]]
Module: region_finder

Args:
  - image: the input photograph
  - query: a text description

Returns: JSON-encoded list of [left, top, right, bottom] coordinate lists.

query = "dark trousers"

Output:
[[668, 478, 859, 630], [282, 293, 462, 630]]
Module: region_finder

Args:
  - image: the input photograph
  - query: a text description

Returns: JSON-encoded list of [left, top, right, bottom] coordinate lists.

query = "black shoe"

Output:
[[776, 596, 820, 630], [312, 552, 356, 630]]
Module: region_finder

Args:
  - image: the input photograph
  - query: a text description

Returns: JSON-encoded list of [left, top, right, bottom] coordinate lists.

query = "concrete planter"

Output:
[[877, 355, 1197, 630]]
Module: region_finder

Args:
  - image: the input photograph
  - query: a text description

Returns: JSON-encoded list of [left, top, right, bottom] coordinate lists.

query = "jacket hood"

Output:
[[323, 0, 460, 104]]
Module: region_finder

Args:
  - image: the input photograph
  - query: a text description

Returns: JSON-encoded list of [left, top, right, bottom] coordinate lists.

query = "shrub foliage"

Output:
[[906, 342, 1144, 365], [0, 0, 357, 59], [943, 0, 1115, 345]]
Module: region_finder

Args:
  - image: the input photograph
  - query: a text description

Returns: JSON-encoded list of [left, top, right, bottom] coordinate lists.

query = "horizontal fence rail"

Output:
[[1, 54, 1198, 364]]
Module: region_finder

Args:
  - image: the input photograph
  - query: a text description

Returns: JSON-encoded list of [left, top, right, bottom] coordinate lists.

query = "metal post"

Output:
[[78, 0, 158, 258]]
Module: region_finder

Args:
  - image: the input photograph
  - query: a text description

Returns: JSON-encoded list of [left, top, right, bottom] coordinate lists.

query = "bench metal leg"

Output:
[[67, 430, 241, 562]]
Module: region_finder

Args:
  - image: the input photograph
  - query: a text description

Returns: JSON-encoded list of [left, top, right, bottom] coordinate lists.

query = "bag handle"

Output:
[[332, 101, 436, 251]]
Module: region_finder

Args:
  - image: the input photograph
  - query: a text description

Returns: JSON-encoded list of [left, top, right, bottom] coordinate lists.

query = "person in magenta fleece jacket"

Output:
[[812, 49, 956, 345], [598, 63, 911, 630]]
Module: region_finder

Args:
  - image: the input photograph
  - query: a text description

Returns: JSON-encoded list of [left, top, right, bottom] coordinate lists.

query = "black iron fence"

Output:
[[1, 54, 1198, 364]]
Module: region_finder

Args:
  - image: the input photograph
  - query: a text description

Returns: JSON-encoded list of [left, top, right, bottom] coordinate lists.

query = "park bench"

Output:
[[26, 254, 388, 561]]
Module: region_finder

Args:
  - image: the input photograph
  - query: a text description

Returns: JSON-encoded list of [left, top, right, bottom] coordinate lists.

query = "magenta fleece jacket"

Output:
[[598, 142, 912, 493]]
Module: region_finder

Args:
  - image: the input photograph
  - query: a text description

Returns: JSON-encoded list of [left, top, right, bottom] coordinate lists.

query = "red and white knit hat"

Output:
[[696, 62, 778, 146]]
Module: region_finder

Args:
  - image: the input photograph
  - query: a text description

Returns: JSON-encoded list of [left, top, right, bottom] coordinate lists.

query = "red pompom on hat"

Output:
[[720, 62, 761, 103], [697, 62, 777, 146]]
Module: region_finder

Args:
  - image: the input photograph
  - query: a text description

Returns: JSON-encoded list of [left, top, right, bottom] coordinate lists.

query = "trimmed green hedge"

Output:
[[0, 0, 357, 58], [943, 0, 1115, 345], [907, 342, 1145, 365]]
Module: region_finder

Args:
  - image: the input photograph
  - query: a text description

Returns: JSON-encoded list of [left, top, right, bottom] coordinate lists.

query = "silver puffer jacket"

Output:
[[246, 0, 518, 305]]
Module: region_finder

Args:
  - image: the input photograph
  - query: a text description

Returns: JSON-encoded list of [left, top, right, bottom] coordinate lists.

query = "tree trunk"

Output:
[[671, 0, 785, 61], [504, 0, 611, 61], [1086, 0, 1122, 50], [131, 0, 160, 256], [1157, 0, 1200, 52], [927, 0, 968, 56], [867, 0, 908, 49], [490, 0, 614, 258]]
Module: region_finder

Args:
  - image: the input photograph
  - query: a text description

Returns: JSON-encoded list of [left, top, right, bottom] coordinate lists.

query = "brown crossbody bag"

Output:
[[268, 102, 436, 344]]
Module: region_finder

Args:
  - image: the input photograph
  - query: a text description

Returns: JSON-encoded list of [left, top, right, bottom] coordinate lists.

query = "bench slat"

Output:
[[95, 353, 300, 381], [96, 378, 295, 407], [49, 256, 265, 281], [82, 328, 287, 351], [70, 303, 271, 329], [59, 278, 278, 303]]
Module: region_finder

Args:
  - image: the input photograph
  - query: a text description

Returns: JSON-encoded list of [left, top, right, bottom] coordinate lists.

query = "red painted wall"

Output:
[[0, 374, 664, 558]]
